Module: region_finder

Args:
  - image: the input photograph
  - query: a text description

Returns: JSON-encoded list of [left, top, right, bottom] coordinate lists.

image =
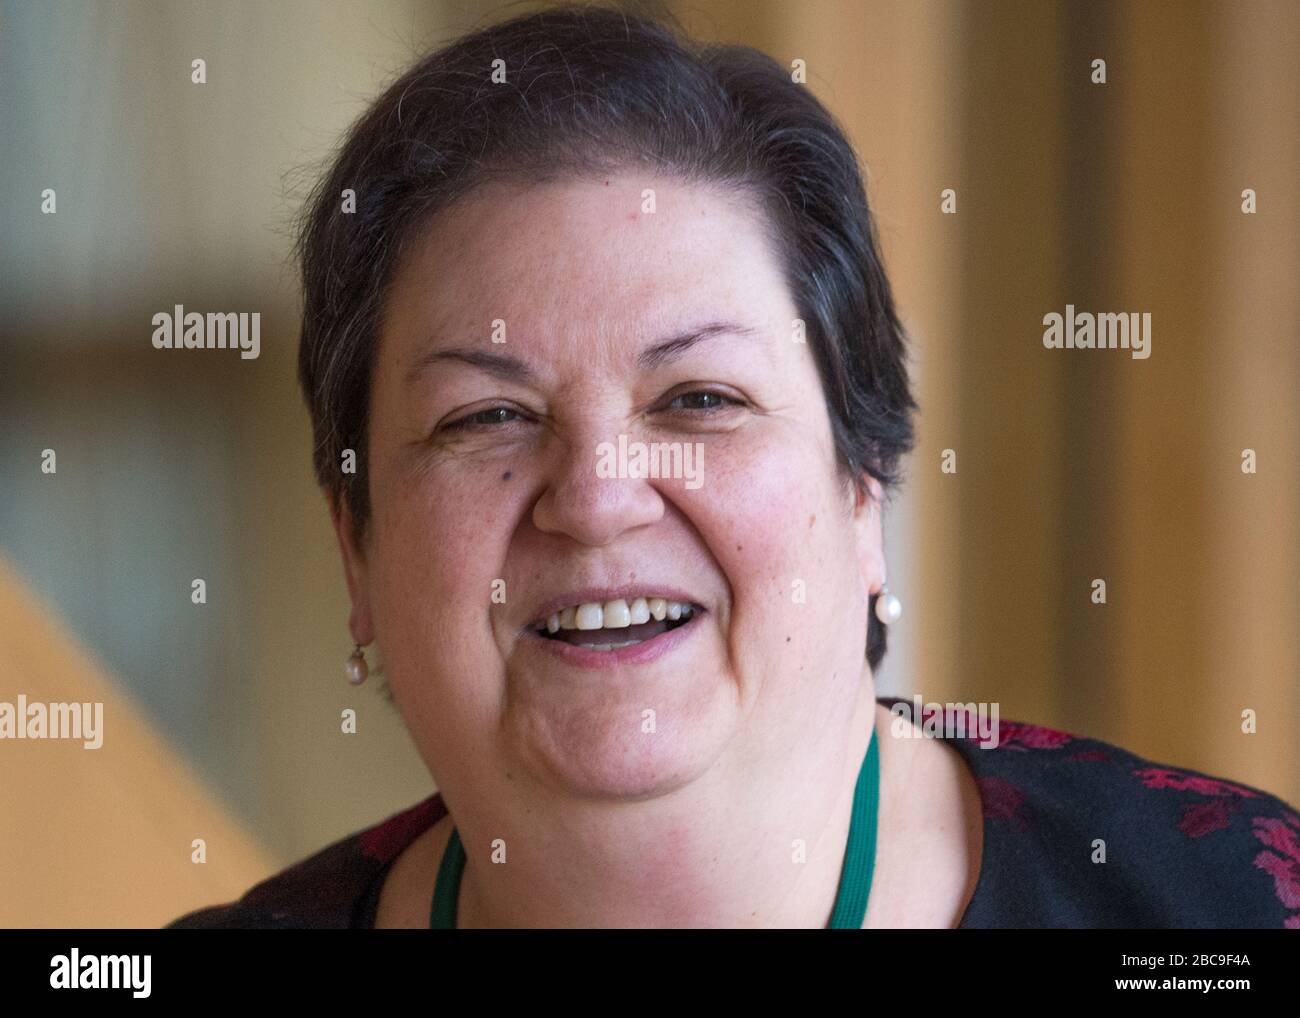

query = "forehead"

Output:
[[382, 174, 793, 355]]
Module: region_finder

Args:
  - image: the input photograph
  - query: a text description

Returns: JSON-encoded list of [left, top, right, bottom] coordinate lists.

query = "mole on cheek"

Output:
[[502, 470, 512, 481], [809, 514, 816, 528]]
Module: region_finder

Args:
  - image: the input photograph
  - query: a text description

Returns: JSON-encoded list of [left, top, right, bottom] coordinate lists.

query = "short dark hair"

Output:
[[295, 1, 916, 668]]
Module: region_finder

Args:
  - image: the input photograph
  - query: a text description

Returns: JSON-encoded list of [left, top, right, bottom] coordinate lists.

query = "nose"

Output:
[[532, 424, 665, 546]]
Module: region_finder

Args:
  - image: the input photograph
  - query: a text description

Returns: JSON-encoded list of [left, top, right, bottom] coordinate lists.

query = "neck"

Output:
[[453, 669, 881, 928]]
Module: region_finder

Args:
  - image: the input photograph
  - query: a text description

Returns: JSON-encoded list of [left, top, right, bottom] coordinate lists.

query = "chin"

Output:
[[504, 683, 738, 802]]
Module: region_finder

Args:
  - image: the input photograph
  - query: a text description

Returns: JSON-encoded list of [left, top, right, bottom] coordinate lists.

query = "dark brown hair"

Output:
[[295, 1, 916, 667]]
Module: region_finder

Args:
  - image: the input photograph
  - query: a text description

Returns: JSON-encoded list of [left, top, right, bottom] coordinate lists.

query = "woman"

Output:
[[168, 3, 1300, 929]]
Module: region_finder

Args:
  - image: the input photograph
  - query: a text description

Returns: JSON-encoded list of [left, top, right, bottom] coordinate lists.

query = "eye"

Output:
[[441, 405, 526, 432], [663, 389, 744, 413]]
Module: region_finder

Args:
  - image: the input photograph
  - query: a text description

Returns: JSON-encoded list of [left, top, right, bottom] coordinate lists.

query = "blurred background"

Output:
[[1, 0, 1296, 927]]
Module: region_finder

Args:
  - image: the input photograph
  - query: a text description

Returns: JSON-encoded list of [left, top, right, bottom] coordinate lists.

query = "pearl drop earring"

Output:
[[874, 584, 902, 625], [346, 643, 369, 685]]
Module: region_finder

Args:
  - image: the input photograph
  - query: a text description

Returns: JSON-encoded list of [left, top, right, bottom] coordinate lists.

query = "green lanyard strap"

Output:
[[828, 730, 880, 928], [429, 825, 465, 929]]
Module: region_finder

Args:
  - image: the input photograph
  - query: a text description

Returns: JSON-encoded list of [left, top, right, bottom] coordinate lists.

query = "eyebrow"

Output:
[[637, 321, 760, 370], [405, 347, 534, 386], [405, 320, 760, 386]]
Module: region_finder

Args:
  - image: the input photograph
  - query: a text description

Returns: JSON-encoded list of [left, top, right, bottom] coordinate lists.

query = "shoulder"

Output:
[[165, 792, 448, 929], [878, 696, 1300, 928]]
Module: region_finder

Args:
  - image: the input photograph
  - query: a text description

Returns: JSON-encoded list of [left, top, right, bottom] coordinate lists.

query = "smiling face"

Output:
[[333, 173, 885, 804]]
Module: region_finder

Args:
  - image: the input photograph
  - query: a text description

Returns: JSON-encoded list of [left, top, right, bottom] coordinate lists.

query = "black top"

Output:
[[166, 696, 1300, 929]]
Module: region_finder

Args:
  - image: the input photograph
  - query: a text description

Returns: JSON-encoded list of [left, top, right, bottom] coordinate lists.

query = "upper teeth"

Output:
[[542, 597, 694, 633]]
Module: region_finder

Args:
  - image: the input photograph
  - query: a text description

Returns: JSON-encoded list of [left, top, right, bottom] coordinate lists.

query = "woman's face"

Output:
[[337, 174, 885, 802]]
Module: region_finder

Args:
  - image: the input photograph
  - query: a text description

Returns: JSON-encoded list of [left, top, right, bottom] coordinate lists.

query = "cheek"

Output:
[[685, 420, 859, 631], [683, 422, 867, 730], [367, 454, 516, 664]]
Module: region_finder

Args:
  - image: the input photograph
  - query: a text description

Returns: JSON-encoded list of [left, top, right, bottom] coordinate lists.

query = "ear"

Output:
[[849, 473, 886, 600], [328, 491, 375, 646]]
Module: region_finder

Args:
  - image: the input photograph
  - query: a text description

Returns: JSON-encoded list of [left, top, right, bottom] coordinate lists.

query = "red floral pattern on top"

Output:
[[996, 721, 1075, 752], [1177, 798, 1240, 838], [908, 704, 1076, 753], [1134, 768, 1261, 799], [1251, 812, 1300, 929], [1136, 764, 1298, 926], [977, 776, 1029, 832]]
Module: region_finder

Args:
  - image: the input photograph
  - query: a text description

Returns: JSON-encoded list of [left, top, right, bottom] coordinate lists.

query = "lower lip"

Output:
[[521, 613, 702, 670]]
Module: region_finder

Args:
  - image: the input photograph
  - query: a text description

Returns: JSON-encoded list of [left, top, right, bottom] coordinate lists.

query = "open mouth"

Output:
[[530, 597, 699, 652]]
